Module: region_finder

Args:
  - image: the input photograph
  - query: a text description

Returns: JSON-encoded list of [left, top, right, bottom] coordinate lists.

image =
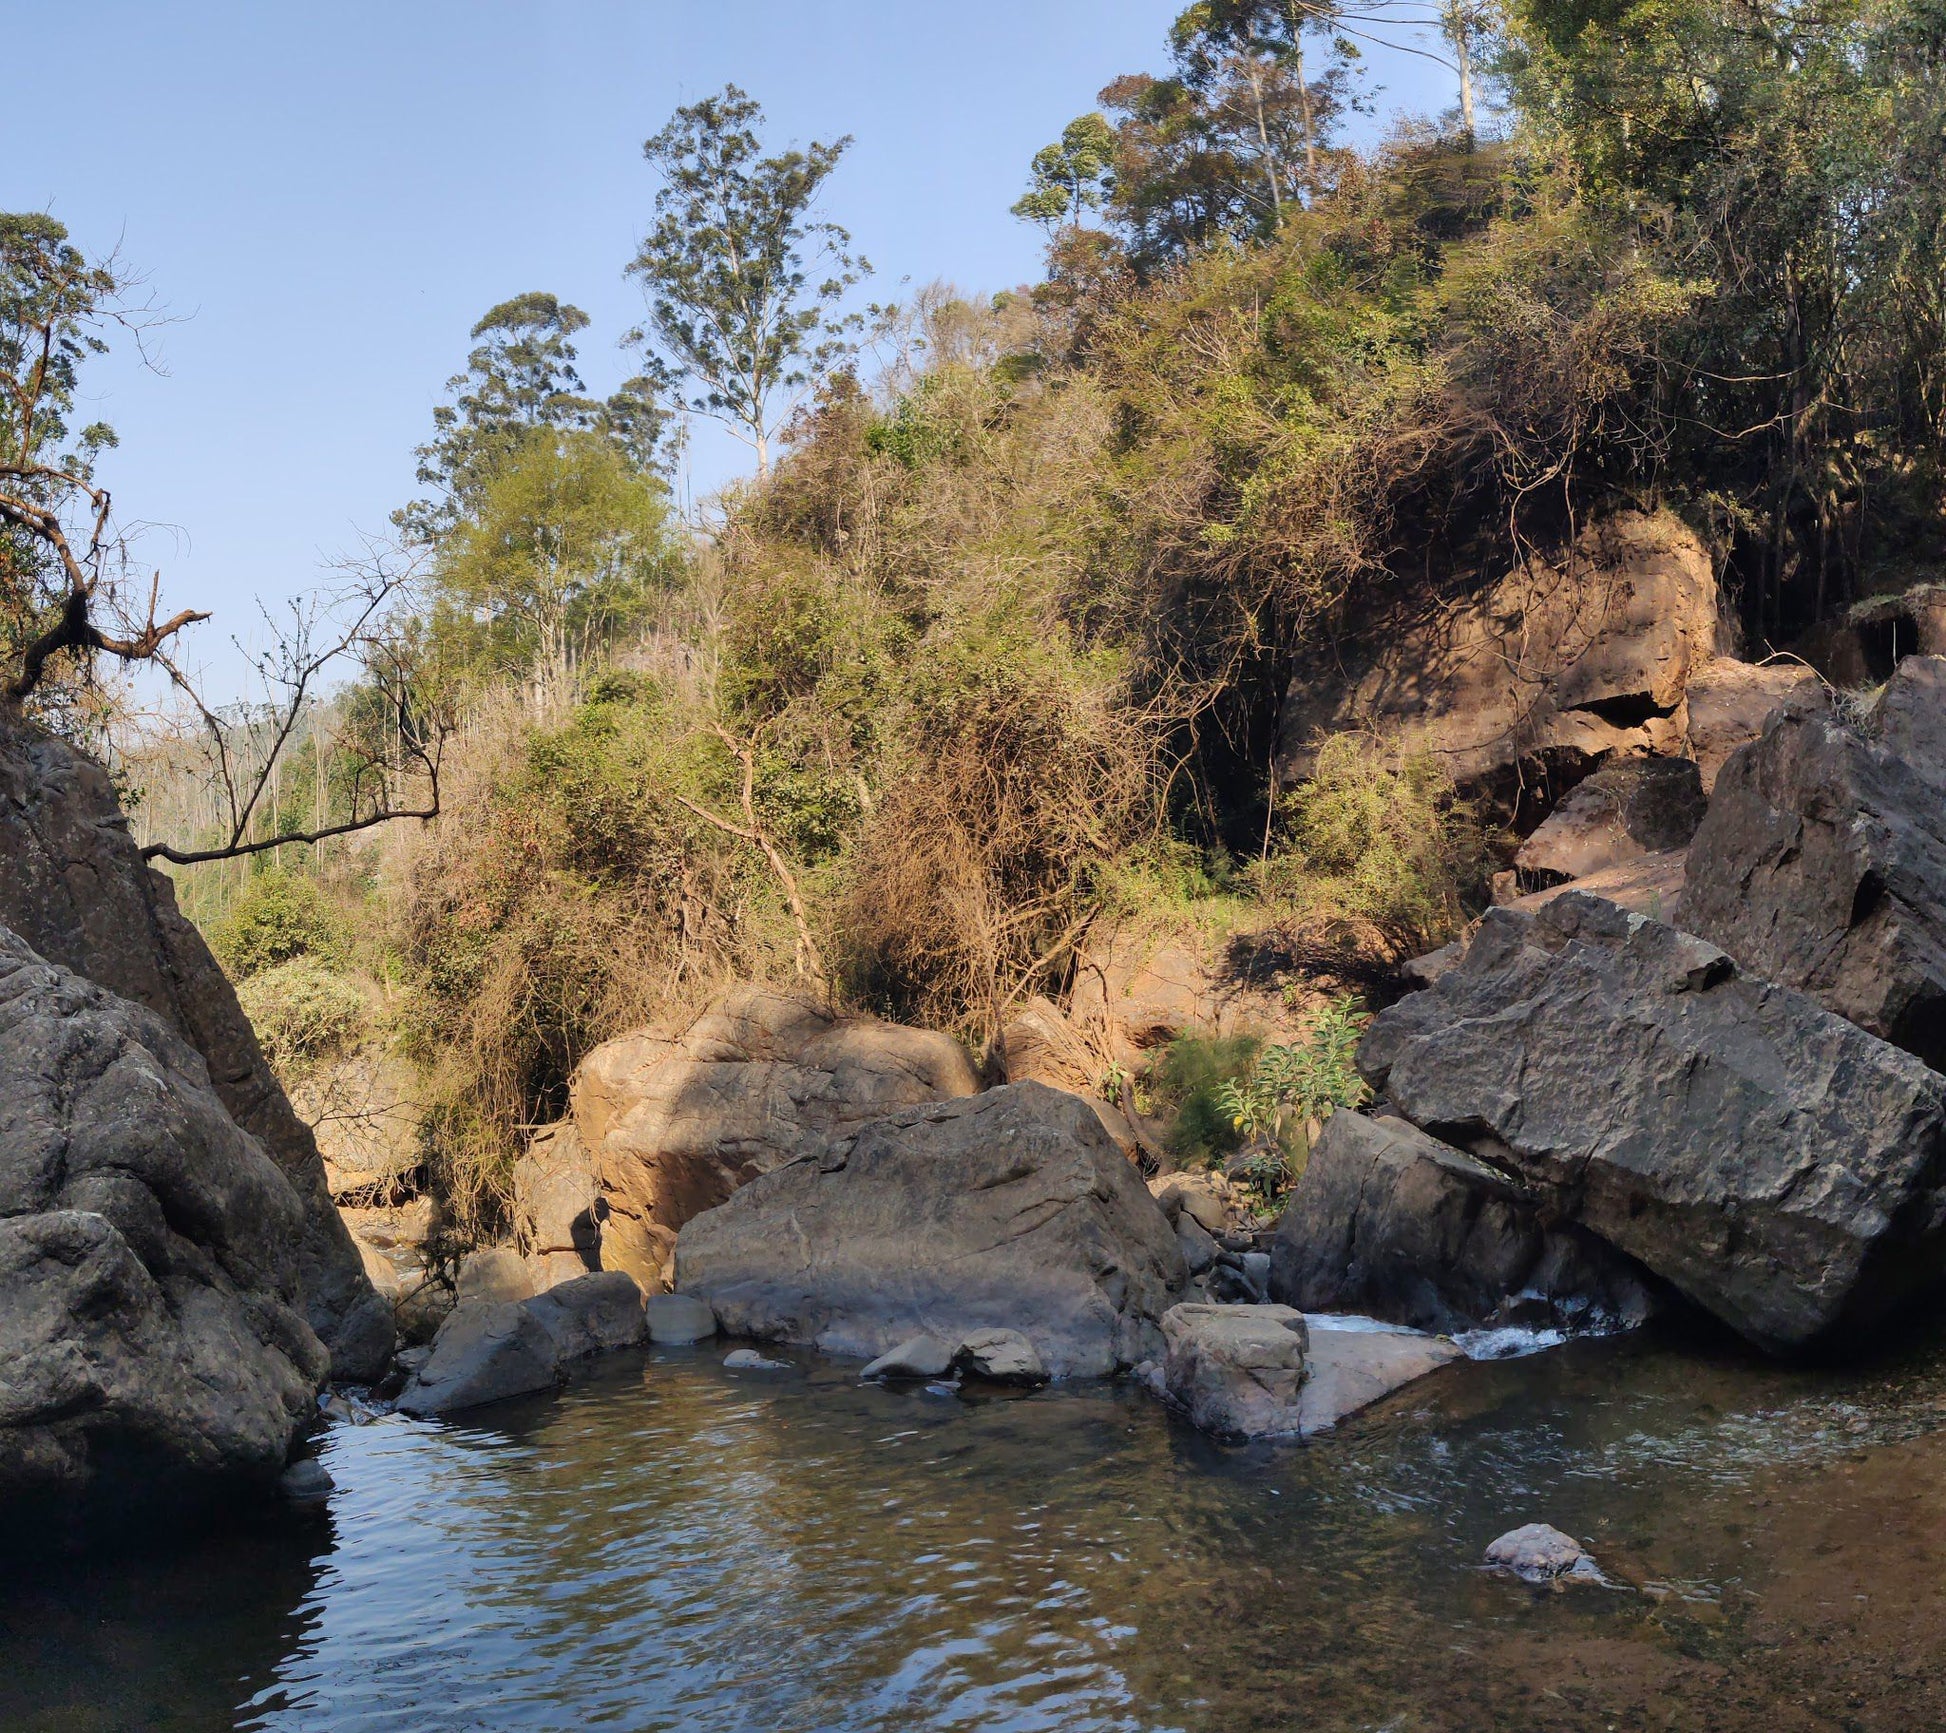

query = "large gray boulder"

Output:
[[1361, 893, 1946, 1353], [0, 710, 390, 1379], [396, 1272, 646, 1416], [1269, 1110, 1657, 1335], [673, 1082, 1188, 1378], [0, 926, 328, 1498], [1160, 1304, 1310, 1438], [536, 987, 980, 1292], [1679, 656, 1946, 1071]]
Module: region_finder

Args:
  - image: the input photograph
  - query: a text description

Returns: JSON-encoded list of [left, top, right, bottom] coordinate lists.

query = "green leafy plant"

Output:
[[212, 869, 346, 980], [1214, 993, 1371, 1199]]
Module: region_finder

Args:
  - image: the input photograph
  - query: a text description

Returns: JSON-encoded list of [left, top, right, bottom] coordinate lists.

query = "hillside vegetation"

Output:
[[78, 0, 1946, 1236]]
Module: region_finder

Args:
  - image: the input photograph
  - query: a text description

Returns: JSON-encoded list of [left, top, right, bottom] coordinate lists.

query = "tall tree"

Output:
[[399, 292, 669, 541], [0, 212, 203, 721], [1012, 113, 1119, 234], [627, 85, 869, 477]]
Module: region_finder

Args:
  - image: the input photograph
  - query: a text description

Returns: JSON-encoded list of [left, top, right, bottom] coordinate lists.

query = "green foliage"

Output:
[[1012, 113, 1118, 232], [1279, 734, 1486, 950], [212, 869, 347, 979], [429, 428, 682, 690], [235, 957, 367, 1080], [1215, 993, 1369, 1137], [1150, 1034, 1263, 1165]]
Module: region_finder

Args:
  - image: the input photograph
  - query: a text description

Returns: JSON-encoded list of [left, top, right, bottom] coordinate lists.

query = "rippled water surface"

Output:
[[12, 1324, 1946, 1732]]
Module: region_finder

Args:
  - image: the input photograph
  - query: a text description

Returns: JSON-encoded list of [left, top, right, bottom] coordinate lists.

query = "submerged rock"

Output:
[[722, 1348, 790, 1371], [1269, 1110, 1657, 1336], [953, 1328, 1048, 1386], [673, 1082, 1188, 1379], [0, 927, 329, 1500], [1680, 656, 1946, 1070], [1362, 892, 1946, 1353], [1484, 1523, 1605, 1585], [278, 1459, 335, 1505], [861, 1335, 957, 1380], [396, 1272, 646, 1416]]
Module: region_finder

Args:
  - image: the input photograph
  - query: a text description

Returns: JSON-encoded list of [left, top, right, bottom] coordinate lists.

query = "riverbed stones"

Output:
[[1269, 1110, 1657, 1335], [673, 1082, 1188, 1378], [1361, 892, 1946, 1353], [644, 1293, 716, 1343], [545, 987, 981, 1291], [0, 927, 330, 1498], [1484, 1523, 1604, 1585], [0, 707, 390, 1381], [396, 1272, 646, 1416], [1679, 656, 1946, 1070]]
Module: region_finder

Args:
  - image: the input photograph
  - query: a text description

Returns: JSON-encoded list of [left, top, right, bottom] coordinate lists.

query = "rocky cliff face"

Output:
[[0, 925, 329, 1499], [0, 710, 391, 1382]]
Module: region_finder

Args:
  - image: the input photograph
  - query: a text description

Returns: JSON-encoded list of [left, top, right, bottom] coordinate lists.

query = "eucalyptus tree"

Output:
[[627, 85, 869, 477]]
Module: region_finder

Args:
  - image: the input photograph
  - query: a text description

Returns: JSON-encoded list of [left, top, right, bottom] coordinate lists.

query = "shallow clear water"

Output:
[[11, 1323, 1946, 1732]]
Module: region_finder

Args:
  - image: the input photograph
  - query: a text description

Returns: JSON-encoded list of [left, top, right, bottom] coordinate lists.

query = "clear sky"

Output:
[[6, 2, 1459, 693]]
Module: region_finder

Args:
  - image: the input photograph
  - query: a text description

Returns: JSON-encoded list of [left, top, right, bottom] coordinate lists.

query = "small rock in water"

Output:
[[279, 1458, 335, 1504], [645, 1294, 717, 1344], [952, 1328, 1048, 1387], [318, 1392, 379, 1426], [922, 1381, 961, 1399], [861, 1335, 957, 1380], [723, 1348, 790, 1371], [1485, 1523, 1605, 1585]]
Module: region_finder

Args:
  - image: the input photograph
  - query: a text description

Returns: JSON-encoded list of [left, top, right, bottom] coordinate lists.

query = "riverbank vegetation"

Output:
[[16, 0, 1939, 1236]]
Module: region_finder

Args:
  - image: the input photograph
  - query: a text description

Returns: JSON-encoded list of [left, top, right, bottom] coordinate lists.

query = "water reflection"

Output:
[[10, 1321, 1946, 1731]]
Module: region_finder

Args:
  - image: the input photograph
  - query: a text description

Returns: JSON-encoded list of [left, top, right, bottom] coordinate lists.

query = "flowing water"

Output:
[[10, 1321, 1946, 1733]]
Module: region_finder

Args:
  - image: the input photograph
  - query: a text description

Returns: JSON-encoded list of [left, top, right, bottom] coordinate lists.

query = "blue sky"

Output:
[[7, 2, 1460, 694]]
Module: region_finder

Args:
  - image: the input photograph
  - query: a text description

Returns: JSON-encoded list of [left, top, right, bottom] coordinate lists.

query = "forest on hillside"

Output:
[[5, 0, 1943, 1240]]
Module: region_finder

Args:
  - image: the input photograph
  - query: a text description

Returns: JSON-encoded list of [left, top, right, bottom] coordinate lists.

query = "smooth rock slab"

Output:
[[1296, 1321, 1463, 1434], [861, 1335, 957, 1380], [644, 1293, 717, 1344], [674, 1083, 1187, 1379], [1362, 891, 1946, 1354], [397, 1272, 645, 1415]]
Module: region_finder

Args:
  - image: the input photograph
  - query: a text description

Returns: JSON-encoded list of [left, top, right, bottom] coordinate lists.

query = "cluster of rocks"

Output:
[[1285, 656, 1946, 1358]]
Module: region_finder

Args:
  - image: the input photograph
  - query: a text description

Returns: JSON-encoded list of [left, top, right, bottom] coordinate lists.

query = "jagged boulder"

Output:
[[673, 1082, 1188, 1378], [1269, 1110, 1657, 1335], [545, 987, 979, 1291], [1160, 1304, 1310, 1439], [0, 926, 328, 1498], [1511, 757, 1707, 887], [0, 711, 389, 1378], [1361, 893, 1946, 1353], [1679, 657, 1946, 1070], [1681, 657, 1826, 791], [1278, 511, 1727, 787]]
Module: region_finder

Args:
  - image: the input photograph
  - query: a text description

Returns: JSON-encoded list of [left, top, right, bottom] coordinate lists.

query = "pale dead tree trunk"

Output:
[[1444, 0, 1477, 136], [673, 721, 826, 986], [1243, 57, 1285, 222], [1284, 2, 1319, 183]]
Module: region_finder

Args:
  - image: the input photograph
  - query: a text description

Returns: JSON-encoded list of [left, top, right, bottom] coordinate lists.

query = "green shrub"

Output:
[[1279, 733, 1487, 951], [212, 870, 346, 980], [1148, 1034, 1262, 1167], [236, 957, 367, 1080]]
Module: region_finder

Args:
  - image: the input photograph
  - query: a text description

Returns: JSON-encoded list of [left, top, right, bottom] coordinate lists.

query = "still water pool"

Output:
[[9, 1325, 1946, 1732]]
